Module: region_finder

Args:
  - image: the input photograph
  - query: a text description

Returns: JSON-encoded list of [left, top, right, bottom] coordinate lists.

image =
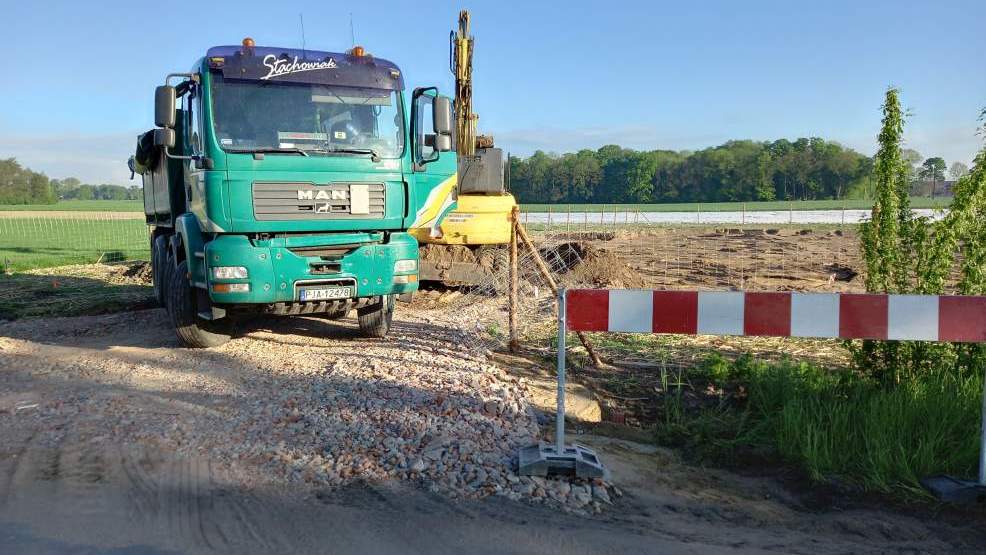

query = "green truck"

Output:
[[130, 39, 458, 347]]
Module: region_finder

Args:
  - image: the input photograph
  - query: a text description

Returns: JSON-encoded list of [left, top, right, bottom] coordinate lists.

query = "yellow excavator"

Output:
[[414, 10, 518, 286]]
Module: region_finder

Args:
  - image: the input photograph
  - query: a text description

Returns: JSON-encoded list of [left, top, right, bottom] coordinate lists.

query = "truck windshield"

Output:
[[211, 74, 403, 158]]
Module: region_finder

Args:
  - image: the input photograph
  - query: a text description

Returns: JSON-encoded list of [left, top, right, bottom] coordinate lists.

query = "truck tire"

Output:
[[357, 295, 394, 338], [151, 235, 168, 306], [168, 260, 231, 348]]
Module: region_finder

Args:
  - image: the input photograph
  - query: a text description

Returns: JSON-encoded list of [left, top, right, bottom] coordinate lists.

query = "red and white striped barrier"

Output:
[[566, 289, 986, 343]]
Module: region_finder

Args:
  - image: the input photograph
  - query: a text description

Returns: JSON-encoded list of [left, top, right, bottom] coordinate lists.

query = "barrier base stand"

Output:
[[921, 475, 986, 504], [517, 442, 609, 479]]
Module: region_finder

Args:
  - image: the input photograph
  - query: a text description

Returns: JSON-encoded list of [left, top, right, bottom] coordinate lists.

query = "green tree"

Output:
[[949, 161, 969, 181], [919, 157, 947, 198], [506, 137, 871, 204], [75, 184, 95, 200], [901, 148, 923, 183], [0, 158, 55, 204]]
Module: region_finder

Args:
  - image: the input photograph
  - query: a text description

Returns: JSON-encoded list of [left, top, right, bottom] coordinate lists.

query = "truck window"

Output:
[[186, 85, 201, 154], [414, 94, 435, 162], [210, 74, 404, 158]]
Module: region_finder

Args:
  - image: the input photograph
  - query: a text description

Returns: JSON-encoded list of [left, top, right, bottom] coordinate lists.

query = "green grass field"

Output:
[[0, 217, 148, 272], [519, 197, 952, 212], [0, 200, 144, 212]]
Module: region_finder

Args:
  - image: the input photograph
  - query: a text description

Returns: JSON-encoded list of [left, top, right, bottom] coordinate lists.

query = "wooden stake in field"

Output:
[[509, 206, 520, 352], [513, 219, 603, 367]]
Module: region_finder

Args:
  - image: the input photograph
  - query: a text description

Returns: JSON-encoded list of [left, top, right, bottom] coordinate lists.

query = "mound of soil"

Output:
[[121, 261, 153, 284], [540, 242, 645, 289], [419, 244, 480, 264]]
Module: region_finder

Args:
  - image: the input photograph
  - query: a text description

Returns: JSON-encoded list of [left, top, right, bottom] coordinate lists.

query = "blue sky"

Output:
[[1, 0, 983, 184]]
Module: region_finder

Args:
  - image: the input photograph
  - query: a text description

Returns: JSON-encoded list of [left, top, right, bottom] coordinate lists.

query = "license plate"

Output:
[[299, 286, 352, 301]]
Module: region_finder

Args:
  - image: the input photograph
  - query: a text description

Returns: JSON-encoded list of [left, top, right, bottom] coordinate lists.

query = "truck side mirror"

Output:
[[434, 134, 452, 153], [153, 128, 175, 149], [433, 95, 453, 137], [155, 86, 176, 128]]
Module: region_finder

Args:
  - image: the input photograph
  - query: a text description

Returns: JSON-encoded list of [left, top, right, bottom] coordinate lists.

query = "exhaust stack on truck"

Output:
[[130, 39, 457, 347]]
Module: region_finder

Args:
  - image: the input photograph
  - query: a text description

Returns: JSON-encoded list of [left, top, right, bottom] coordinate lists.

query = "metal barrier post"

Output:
[[516, 287, 608, 479], [556, 287, 567, 454]]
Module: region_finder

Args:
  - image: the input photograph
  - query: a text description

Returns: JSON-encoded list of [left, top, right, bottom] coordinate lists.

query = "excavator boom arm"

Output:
[[452, 10, 477, 157]]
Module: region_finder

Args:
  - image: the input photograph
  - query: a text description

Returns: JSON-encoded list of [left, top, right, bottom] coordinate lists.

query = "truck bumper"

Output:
[[203, 232, 419, 306]]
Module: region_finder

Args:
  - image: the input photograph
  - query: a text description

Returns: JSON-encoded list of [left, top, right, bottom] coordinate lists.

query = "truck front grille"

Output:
[[253, 182, 386, 221]]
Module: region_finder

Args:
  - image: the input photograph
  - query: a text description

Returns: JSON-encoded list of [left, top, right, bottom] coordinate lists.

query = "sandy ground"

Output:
[[2, 307, 984, 554]]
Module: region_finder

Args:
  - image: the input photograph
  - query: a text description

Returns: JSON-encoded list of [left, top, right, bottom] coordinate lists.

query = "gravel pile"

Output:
[[0, 306, 619, 514]]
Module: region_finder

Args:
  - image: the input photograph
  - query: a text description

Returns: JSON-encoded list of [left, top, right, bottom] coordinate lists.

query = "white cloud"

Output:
[[0, 129, 140, 185]]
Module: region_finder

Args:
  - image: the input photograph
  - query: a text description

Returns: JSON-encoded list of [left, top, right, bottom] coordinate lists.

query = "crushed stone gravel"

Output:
[[0, 304, 618, 514]]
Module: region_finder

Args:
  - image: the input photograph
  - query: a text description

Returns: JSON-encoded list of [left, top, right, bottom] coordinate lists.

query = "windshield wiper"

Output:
[[322, 147, 381, 162], [227, 147, 310, 157]]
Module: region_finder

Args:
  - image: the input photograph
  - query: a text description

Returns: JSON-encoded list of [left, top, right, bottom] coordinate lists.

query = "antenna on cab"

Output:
[[299, 13, 307, 55], [350, 13, 357, 47]]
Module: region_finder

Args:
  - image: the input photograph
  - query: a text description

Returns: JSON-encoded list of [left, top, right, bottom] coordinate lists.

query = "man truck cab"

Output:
[[131, 40, 457, 347]]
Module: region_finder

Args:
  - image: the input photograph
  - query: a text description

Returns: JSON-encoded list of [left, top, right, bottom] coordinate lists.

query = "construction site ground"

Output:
[[1, 226, 985, 553]]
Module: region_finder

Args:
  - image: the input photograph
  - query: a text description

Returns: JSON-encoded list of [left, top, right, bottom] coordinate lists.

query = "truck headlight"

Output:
[[393, 259, 417, 273], [212, 266, 249, 279]]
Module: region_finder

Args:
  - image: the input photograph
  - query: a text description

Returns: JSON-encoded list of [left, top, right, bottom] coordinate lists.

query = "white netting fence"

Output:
[[0, 212, 152, 319], [0, 212, 148, 272], [415, 219, 883, 427]]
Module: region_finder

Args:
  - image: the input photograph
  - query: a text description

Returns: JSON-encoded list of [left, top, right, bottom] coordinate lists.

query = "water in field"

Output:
[[521, 208, 944, 226]]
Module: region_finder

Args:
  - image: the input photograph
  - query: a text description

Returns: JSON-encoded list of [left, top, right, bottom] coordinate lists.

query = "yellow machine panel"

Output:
[[414, 193, 515, 246]]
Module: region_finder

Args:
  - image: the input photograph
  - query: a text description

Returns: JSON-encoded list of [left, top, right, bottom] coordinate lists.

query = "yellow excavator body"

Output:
[[414, 192, 516, 246], [418, 9, 518, 286]]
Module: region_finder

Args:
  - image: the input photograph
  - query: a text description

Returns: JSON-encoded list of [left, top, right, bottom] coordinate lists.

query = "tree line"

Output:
[[50, 177, 143, 202], [3, 143, 970, 207], [0, 158, 141, 205], [507, 139, 969, 204], [0, 158, 56, 204]]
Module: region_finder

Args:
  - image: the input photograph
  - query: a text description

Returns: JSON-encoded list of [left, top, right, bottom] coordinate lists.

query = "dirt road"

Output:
[[1, 307, 983, 553]]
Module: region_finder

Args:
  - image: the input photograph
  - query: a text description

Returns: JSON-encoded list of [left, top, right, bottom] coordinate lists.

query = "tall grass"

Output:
[[744, 361, 982, 493]]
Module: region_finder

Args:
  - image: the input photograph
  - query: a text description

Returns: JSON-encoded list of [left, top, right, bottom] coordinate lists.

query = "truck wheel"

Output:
[[357, 295, 394, 338], [168, 260, 231, 348], [151, 235, 168, 306]]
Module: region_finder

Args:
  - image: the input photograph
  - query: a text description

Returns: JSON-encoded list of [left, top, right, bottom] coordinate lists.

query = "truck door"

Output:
[[408, 89, 457, 240]]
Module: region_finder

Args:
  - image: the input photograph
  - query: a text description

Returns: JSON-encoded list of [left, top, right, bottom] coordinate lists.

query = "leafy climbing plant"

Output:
[[855, 91, 986, 384]]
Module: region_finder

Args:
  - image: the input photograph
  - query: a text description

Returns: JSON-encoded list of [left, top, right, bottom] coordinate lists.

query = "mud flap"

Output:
[[195, 288, 226, 321]]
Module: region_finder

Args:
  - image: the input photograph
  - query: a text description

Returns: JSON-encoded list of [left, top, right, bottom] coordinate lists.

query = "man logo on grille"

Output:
[[298, 189, 347, 201]]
